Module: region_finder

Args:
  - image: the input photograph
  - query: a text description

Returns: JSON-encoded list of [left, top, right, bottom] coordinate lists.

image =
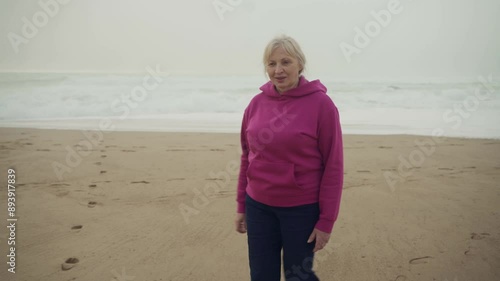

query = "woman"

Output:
[[235, 35, 344, 281]]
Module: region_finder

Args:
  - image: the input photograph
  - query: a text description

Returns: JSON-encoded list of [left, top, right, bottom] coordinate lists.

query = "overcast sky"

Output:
[[0, 0, 499, 80]]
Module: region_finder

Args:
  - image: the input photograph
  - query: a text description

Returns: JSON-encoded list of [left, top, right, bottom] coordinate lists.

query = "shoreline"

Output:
[[1, 126, 499, 141]]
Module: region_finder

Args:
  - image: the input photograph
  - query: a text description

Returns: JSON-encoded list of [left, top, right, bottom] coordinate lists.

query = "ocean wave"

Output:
[[1, 73, 499, 138]]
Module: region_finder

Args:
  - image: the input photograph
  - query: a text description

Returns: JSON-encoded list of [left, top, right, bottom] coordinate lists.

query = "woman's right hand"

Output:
[[235, 213, 247, 233]]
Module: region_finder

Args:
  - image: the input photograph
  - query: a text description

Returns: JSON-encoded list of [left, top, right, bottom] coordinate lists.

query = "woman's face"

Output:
[[266, 47, 301, 93]]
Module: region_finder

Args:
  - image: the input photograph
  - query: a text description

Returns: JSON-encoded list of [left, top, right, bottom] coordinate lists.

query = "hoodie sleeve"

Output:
[[315, 97, 344, 233], [236, 107, 250, 213]]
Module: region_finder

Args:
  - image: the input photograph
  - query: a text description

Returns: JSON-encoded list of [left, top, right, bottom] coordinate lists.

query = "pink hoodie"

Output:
[[237, 76, 344, 233]]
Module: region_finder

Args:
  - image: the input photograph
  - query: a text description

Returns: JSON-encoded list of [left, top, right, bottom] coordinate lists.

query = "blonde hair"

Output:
[[263, 35, 306, 74]]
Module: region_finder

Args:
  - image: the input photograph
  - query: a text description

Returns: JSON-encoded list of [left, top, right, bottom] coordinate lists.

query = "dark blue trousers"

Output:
[[245, 194, 320, 281]]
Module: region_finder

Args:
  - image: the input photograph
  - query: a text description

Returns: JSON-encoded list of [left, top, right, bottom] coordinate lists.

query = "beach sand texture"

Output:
[[0, 127, 499, 281]]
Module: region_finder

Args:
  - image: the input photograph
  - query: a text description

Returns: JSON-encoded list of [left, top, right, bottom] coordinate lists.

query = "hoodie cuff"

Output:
[[237, 202, 246, 213], [315, 218, 334, 234]]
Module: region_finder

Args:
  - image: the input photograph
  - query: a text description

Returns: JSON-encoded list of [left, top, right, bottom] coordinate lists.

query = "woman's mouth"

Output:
[[275, 77, 286, 83]]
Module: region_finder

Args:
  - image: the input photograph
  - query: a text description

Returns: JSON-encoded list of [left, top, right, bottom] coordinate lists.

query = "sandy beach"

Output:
[[0, 127, 499, 281]]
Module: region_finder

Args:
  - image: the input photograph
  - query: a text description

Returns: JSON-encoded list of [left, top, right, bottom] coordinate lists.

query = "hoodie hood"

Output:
[[259, 75, 327, 98]]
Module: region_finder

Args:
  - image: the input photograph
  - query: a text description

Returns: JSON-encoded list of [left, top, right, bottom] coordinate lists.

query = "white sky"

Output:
[[0, 0, 499, 80]]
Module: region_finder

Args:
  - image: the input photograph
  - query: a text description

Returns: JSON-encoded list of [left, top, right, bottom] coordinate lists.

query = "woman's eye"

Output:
[[268, 62, 276, 66]]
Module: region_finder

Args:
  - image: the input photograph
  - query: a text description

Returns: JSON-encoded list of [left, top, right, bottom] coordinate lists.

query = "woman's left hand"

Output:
[[307, 228, 331, 253]]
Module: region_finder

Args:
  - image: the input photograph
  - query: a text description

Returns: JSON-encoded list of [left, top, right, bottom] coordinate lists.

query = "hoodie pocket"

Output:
[[246, 159, 301, 192]]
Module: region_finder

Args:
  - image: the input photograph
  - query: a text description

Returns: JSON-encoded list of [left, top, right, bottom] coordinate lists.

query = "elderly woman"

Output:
[[234, 35, 344, 281]]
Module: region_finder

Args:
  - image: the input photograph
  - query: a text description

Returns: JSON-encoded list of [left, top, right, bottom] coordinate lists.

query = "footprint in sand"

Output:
[[210, 148, 225, 151], [131, 181, 150, 184], [61, 257, 79, 271], [471, 232, 490, 240], [88, 201, 98, 208], [464, 247, 472, 255], [121, 149, 135, 152], [357, 170, 371, 173], [50, 183, 70, 187], [100, 170, 107, 174], [71, 225, 83, 230], [394, 275, 407, 281], [438, 167, 453, 170], [409, 256, 432, 264], [101, 155, 107, 158], [94, 162, 102, 166], [166, 178, 185, 181], [56, 190, 69, 197], [166, 148, 198, 152], [89, 184, 97, 188]]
